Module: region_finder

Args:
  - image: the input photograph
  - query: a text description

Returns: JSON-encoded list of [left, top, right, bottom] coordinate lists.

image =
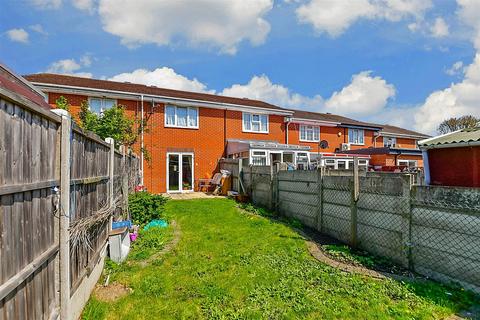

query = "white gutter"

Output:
[[31, 82, 294, 116], [289, 117, 340, 127]]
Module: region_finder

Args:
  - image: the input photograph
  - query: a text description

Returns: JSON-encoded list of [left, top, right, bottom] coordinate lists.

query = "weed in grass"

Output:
[[237, 202, 276, 217]]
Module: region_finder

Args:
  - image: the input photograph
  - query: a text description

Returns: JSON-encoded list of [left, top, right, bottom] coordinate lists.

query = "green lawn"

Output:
[[83, 198, 476, 319]]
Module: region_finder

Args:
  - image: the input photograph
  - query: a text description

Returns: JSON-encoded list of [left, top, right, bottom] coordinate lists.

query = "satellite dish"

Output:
[[319, 140, 329, 149]]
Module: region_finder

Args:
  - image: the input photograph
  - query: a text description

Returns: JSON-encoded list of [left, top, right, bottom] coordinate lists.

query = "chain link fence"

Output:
[[242, 165, 480, 294]]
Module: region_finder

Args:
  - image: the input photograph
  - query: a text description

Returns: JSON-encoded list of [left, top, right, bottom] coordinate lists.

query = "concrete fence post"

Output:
[[350, 157, 359, 247], [120, 145, 129, 220], [315, 169, 323, 232], [52, 109, 71, 320], [105, 138, 115, 226], [402, 175, 414, 269]]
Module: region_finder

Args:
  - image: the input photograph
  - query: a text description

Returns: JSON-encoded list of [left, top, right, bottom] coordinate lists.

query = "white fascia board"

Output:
[[289, 117, 339, 127], [32, 82, 294, 116]]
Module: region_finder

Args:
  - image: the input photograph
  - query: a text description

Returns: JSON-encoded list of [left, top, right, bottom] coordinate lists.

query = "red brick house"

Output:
[[419, 127, 480, 187], [24, 73, 428, 193], [338, 124, 429, 170]]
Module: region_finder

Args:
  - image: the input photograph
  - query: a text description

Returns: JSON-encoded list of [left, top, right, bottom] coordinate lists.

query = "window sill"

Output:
[[349, 143, 365, 146], [164, 125, 199, 130], [300, 139, 320, 143], [242, 130, 269, 134]]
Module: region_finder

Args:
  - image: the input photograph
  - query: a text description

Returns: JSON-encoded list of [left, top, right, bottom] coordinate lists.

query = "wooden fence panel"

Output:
[[1, 83, 140, 319], [0, 94, 60, 320]]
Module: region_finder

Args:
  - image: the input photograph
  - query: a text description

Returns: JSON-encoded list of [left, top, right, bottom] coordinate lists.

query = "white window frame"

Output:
[[250, 150, 268, 166], [88, 97, 117, 114], [164, 105, 199, 129], [166, 152, 195, 193], [383, 136, 397, 148], [348, 128, 365, 145], [398, 159, 417, 168], [300, 125, 320, 142], [242, 112, 269, 133]]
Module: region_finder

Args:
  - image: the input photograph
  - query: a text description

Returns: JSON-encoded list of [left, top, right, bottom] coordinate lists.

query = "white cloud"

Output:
[[413, 54, 480, 134], [399, 1, 480, 134], [72, 0, 95, 13], [30, 0, 62, 9], [80, 54, 92, 67], [325, 71, 396, 116], [221, 75, 323, 110], [107, 68, 397, 119], [46, 54, 93, 78], [6, 28, 29, 44], [430, 17, 449, 38], [97, 0, 273, 54], [29, 24, 48, 35], [457, 0, 480, 49], [109, 67, 213, 93], [296, 0, 432, 37], [445, 61, 464, 76]]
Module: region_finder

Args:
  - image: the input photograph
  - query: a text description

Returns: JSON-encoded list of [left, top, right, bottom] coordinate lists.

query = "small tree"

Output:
[[95, 106, 137, 148], [55, 96, 70, 112], [438, 115, 480, 134], [78, 100, 98, 132]]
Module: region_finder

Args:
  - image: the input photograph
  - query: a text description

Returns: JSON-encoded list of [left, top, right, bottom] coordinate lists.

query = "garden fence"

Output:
[[219, 159, 480, 294], [0, 85, 140, 320]]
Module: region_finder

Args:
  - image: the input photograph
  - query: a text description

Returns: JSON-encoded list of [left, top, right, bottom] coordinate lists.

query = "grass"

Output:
[[83, 198, 477, 319]]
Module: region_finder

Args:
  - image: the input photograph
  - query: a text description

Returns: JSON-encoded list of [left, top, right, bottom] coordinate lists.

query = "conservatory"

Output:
[[226, 139, 312, 168]]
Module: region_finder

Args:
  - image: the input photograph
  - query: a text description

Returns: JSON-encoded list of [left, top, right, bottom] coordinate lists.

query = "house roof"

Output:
[[291, 110, 382, 128], [378, 124, 430, 139], [418, 127, 480, 148], [1, 65, 51, 110], [24, 73, 290, 113]]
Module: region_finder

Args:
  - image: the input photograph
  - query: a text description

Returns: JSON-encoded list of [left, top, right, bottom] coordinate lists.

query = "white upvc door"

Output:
[[167, 152, 194, 193]]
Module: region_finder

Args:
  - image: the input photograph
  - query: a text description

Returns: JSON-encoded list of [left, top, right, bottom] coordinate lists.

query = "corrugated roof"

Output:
[[24, 73, 288, 112], [418, 127, 480, 147]]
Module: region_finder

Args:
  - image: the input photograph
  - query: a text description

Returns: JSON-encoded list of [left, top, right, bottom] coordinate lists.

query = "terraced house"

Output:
[[24, 73, 429, 194]]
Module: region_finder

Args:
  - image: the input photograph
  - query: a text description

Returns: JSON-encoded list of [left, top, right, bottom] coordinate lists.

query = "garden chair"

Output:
[[198, 172, 223, 193]]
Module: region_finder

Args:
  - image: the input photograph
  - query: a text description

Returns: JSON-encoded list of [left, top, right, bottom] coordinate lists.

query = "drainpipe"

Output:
[[422, 149, 431, 185], [374, 133, 380, 147], [285, 119, 291, 144], [140, 95, 144, 186]]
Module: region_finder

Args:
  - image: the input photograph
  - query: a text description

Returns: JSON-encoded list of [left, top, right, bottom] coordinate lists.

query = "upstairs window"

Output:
[[165, 105, 198, 128], [383, 136, 397, 147], [348, 128, 365, 145], [243, 112, 268, 133], [89, 97, 116, 114], [300, 125, 320, 142]]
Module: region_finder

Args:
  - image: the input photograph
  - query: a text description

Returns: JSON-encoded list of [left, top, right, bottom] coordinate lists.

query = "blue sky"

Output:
[[1, 0, 480, 134]]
